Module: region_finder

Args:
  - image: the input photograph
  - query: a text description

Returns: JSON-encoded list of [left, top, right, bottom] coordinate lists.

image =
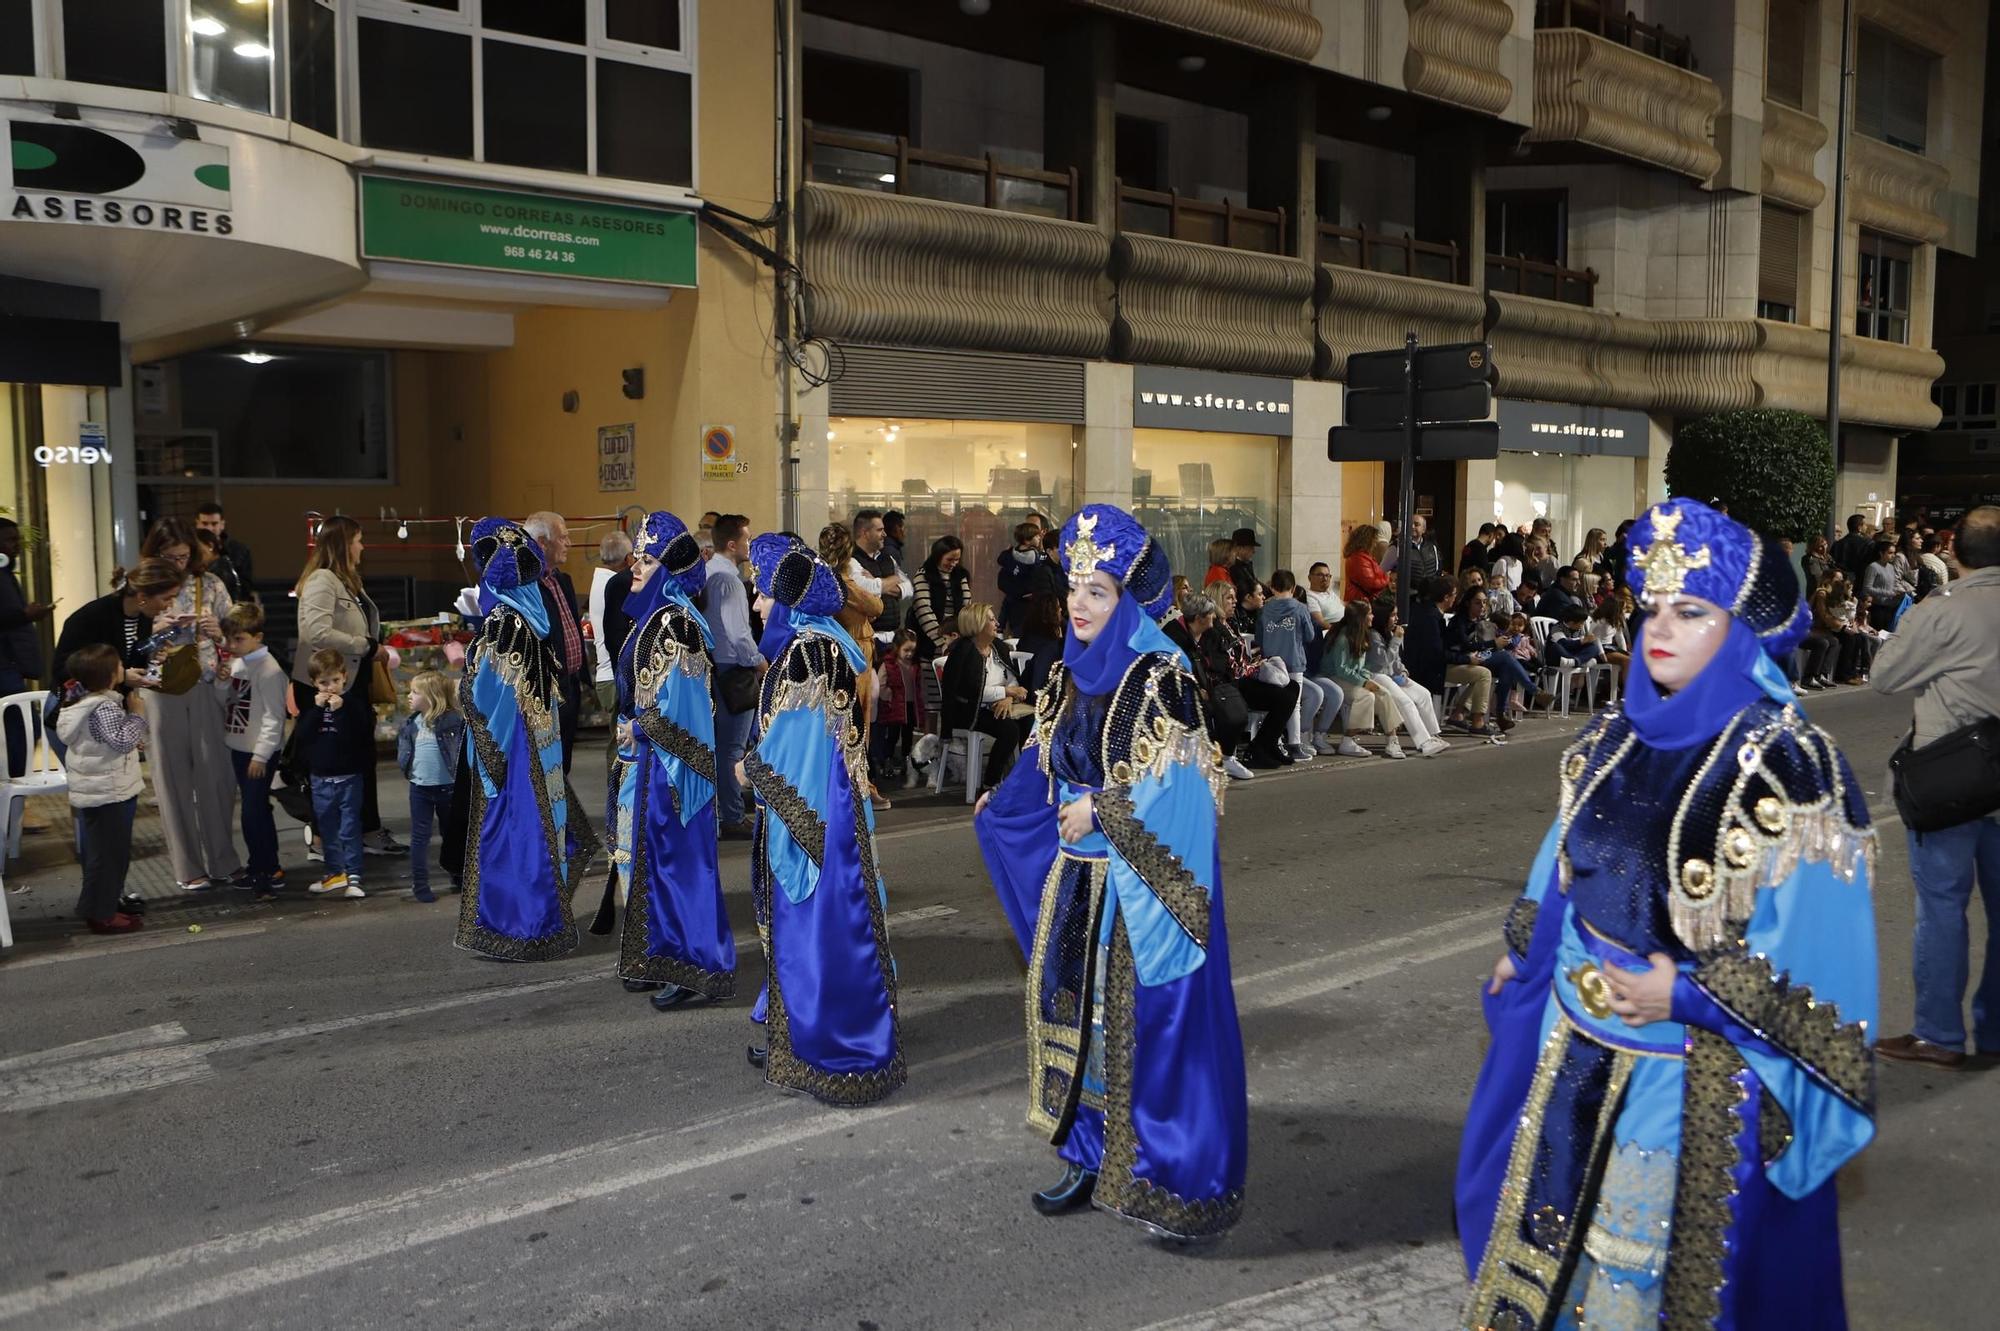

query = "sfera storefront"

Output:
[[802, 351, 1341, 603], [1483, 399, 1654, 554]]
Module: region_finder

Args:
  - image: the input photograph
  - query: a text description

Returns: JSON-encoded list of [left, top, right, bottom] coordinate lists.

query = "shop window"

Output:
[[0, 1, 33, 76], [597, 61, 693, 187], [1757, 203, 1800, 323], [1130, 429, 1278, 587], [1963, 383, 1999, 431], [188, 0, 274, 113], [63, 0, 170, 91], [1765, 0, 1808, 110], [1931, 383, 1957, 426], [483, 39, 588, 174], [825, 418, 1077, 610], [169, 347, 393, 483], [801, 49, 916, 142], [1486, 190, 1566, 264], [355, 0, 691, 183], [287, 0, 339, 136], [1115, 116, 1167, 192], [1855, 230, 1912, 344], [1855, 25, 1932, 153]]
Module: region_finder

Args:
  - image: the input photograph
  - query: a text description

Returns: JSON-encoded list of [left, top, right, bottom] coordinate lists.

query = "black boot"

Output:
[[1031, 1164, 1098, 1216], [623, 978, 667, 993], [650, 986, 698, 1011]]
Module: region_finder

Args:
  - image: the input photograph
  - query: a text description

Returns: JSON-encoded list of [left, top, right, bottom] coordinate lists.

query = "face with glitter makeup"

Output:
[[1638, 593, 1728, 690], [1068, 570, 1120, 643]]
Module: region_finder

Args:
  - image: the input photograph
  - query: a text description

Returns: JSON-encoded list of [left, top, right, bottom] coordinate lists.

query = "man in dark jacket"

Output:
[[1227, 528, 1261, 604], [0, 518, 52, 778], [995, 520, 1047, 634], [1458, 523, 1498, 576], [1831, 513, 1877, 583], [196, 503, 256, 601], [525, 511, 587, 774]]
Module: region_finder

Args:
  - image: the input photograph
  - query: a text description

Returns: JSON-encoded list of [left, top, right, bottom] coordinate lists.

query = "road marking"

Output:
[[4, 924, 272, 970], [1129, 1244, 1464, 1331], [0, 1022, 188, 1072], [887, 904, 960, 926]]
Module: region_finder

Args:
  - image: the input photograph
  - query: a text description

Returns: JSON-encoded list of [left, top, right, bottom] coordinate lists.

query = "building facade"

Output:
[[3, 0, 1986, 650]]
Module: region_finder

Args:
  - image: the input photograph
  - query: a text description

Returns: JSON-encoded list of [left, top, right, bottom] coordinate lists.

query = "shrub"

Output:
[[1665, 409, 1834, 540]]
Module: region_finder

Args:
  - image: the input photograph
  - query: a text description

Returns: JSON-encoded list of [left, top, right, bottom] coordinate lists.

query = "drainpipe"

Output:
[[775, 0, 800, 538], [1823, 0, 1854, 541]]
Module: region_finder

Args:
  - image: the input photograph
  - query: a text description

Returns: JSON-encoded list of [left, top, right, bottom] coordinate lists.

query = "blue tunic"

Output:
[[613, 597, 735, 995], [978, 654, 1248, 1240], [1458, 699, 1878, 1330]]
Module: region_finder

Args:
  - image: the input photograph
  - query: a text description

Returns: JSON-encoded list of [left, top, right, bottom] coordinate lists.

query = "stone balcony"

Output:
[[1759, 100, 1828, 213], [1315, 265, 1485, 379], [1524, 27, 1723, 182], [1848, 134, 1951, 245], [1403, 0, 1516, 116], [1071, 0, 1321, 59], [1111, 233, 1317, 376]]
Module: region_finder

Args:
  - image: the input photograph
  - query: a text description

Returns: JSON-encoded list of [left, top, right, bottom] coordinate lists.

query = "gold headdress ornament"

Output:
[[1631, 506, 1712, 601], [495, 525, 524, 547], [1065, 512, 1117, 586]]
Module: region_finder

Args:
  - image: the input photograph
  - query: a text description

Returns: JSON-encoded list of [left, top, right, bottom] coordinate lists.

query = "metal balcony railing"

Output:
[[1485, 252, 1599, 306], [1534, 0, 1694, 70], [1115, 181, 1288, 255], [1317, 223, 1463, 284], [804, 124, 1079, 221]]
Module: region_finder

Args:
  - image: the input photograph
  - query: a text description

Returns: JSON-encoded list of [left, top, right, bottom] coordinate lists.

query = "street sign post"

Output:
[[1328, 335, 1500, 617]]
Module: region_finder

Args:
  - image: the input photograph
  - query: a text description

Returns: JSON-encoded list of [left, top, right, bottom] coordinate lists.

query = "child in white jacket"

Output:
[[54, 644, 150, 933], [219, 603, 291, 897]]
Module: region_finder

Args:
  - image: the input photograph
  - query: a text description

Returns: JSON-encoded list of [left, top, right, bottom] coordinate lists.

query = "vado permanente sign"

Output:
[[359, 175, 696, 287]]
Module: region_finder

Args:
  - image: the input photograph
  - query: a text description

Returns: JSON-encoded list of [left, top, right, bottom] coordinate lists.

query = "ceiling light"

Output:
[[876, 173, 896, 184], [826, 429, 836, 440], [1175, 54, 1206, 73], [233, 41, 271, 59], [191, 17, 226, 36], [958, 0, 991, 13], [239, 351, 273, 365], [1365, 105, 1393, 122]]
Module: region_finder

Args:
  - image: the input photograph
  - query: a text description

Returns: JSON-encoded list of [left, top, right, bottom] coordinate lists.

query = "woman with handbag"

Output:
[[139, 520, 243, 891], [940, 601, 1032, 795], [292, 516, 403, 862]]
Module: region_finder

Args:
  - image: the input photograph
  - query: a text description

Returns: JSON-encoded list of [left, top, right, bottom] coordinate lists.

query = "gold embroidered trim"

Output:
[[1023, 854, 1103, 1139], [636, 710, 718, 784], [1095, 787, 1210, 949], [1093, 915, 1244, 1240], [1691, 947, 1874, 1111], [1661, 1030, 1748, 1329], [1758, 1088, 1794, 1168], [743, 750, 825, 868], [1503, 895, 1539, 958]]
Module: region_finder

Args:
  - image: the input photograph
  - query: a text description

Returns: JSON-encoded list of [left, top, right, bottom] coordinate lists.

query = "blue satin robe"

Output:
[[455, 596, 598, 961], [978, 654, 1248, 1240], [744, 627, 904, 1105], [613, 597, 735, 995], [1458, 700, 1877, 1330]]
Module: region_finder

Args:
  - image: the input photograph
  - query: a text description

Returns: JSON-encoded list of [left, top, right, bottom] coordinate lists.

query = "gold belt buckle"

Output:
[[1567, 962, 1615, 1020]]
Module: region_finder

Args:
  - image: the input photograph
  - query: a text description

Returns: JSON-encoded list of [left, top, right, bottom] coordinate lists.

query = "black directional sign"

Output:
[[1344, 382, 1493, 431], [1326, 421, 1499, 462]]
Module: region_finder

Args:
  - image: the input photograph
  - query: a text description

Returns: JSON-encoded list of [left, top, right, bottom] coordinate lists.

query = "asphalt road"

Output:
[[1, 687, 1991, 1330]]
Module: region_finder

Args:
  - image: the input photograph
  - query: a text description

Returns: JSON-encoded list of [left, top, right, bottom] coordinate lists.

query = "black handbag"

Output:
[[1209, 680, 1250, 735], [1889, 718, 2000, 834], [716, 665, 760, 716]]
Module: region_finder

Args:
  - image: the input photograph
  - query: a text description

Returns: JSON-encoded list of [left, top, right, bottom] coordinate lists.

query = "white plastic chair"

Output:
[[1527, 619, 1611, 717], [925, 660, 989, 805], [2, 690, 66, 859]]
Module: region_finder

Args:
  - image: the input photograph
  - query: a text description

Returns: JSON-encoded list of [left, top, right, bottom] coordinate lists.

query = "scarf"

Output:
[[759, 600, 866, 674], [1062, 590, 1187, 696], [1624, 616, 1796, 751]]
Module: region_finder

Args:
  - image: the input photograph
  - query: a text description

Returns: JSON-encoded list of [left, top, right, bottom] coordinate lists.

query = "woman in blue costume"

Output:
[[611, 510, 736, 1009], [454, 518, 599, 961], [975, 504, 1248, 1242], [1458, 498, 1878, 1331], [741, 534, 904, 1104]]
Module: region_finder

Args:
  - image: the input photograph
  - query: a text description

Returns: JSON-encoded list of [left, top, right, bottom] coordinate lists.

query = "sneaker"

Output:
[[252, 888, 279, 903], [178, 877, 215, 893], [337, 882, 367, 899], [412, 887, 438, 903], [117, 893, 149, 915], [1288, 744, 1316, 762], [1419, 738, 1451, 757], [306, 841, 325, 863], [1335, 737, 1368, 758], [1223, 756, 1256, 781], [227, 869, 265, 891], [1382, 741, 1407, 760], [309, 873, 350, 895], [1313, 736, 1339, 755], [363, 830, 406, 856]]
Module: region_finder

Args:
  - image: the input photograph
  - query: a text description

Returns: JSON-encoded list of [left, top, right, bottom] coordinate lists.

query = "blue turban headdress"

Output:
[[1059, 503, 1175, 624], [1058, 504, 1186, 694], [633, 510, 707, 600], [470, 517, 548, 630], [1623, 498, 1810, 660], [749, 532, 862, 671]]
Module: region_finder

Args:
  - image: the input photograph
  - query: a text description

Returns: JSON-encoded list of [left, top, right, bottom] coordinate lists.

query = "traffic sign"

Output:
[[1327, 420, 1499, 463], [1343, 381, 1493, 430], [1344, 341, 1493, 394]]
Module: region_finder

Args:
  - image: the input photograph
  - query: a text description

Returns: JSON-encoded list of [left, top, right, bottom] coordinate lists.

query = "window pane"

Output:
[[189, 0, 273, 113], [597, 59, 692, 185], [482, 39, 586, 173], [287, 0, 338, 135], [170, 347, 392, 482], [359, 19, 472, 158], [63, 0, 168, 91], [483, 0, 584, 45], [605, 0, 681, 50], [0, 1, 34, 76]]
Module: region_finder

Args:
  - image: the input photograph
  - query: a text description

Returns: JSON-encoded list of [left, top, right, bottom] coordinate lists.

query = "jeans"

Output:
[[73, 798, 136, 922], [408, 783, 454, 891], [1298, 676, 1344, 738], [231, 749, 280, 879], [311, 773, 364, 879], [714, 705, 754, 826], [1908, 816, 2000, 1052], [1550, 640, 1604, 666], [1481, 652, 1537, 715]]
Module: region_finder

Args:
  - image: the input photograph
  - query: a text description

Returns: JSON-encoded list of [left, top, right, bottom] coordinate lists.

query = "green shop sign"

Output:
[[359, 175, 695, 287]]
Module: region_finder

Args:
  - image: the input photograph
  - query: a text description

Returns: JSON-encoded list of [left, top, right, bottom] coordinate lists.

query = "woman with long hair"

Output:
[[1342, 523, 1389, 600], [974, 504, 1247, 1240], [292, 515, 402, 861], [1460, 499, 1878, 1329], [910, 534, 970, 661], [139, 517, 241, 891], [821, 521, 889, 809], [743, 533, 903, 1103]]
